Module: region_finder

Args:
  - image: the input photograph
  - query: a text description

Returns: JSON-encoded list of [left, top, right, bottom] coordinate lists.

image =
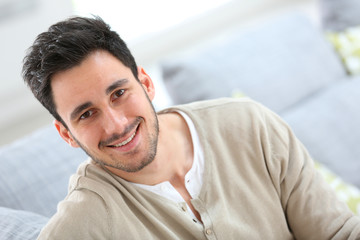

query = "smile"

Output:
[[112, 130, 137, 147], [100, 117, 143, 150]]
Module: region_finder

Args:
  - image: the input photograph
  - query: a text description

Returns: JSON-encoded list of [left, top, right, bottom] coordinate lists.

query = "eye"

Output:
[[80, 110, 94, 120], [111, 89, 125, 101]]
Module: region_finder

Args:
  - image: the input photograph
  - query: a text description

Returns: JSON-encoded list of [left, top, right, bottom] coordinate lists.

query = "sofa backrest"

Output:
[[0, 125, 87, 217]]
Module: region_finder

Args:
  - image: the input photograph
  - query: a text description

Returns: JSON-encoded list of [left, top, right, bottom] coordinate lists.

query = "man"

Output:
[[23, 16, 360, 239]]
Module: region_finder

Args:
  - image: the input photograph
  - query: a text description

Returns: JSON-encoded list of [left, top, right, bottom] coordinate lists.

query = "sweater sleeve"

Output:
[[37, 188, 111, 240], [261, 105, 360, 240]]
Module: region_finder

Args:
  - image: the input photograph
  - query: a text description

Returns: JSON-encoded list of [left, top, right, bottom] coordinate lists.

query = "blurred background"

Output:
[[3, 0, 360, 226], [0, 0, 319, 146]]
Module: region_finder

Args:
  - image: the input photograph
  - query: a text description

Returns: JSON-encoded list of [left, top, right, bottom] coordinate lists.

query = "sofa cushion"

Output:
[[161, 13, 346, 114], [0, 207, 48, 240], [281, 76, 360, 188], [0, 125, 87, 217]]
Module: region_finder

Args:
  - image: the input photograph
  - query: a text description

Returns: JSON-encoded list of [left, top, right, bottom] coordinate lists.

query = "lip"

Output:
[[107, 124, 140, 152], [112, 131, 136, 147]]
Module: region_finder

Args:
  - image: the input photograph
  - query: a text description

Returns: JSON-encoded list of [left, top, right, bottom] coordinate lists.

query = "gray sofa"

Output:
[[161, 12, 360, 187], [1, 3, 360, 239]]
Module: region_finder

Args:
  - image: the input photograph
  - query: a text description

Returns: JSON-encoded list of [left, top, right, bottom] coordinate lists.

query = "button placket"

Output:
[[179, 203, 187, 213], [194, 203, 216, 239]]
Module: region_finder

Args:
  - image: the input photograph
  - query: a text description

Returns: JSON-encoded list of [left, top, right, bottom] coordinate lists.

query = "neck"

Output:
[[104, 111, 193, 185]]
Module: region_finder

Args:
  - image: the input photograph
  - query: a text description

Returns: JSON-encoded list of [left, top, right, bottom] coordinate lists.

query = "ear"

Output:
[[137, 66, 155, 101], [53, 120, 79, 148]]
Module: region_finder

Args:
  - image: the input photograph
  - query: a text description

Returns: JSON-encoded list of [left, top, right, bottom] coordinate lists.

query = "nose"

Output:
[[101, 107, 128, 135]]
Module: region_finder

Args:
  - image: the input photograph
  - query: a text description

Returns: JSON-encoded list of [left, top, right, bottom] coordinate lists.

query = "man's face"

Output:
[[52, 50, 159, 173]]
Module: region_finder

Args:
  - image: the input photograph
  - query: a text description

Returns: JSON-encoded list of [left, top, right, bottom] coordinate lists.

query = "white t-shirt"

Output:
[[132, 111, 204, 222]]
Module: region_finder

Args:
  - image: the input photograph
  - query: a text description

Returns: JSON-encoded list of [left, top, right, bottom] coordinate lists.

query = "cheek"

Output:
[[71, 126, 102, 148], [127, 93, 151, 114]]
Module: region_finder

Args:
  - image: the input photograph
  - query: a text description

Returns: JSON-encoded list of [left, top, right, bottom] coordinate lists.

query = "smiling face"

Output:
[[52, 50, 159, 173]]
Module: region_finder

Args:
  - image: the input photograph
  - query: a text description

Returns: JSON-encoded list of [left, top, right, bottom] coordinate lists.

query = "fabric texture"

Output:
[[37, 98, 360, 239], [0, 207, 48, 240], [282, 77, 360, 189], [161, 13, 346, 114], [0, 125, 87, 217], [320, 0, 360, 31]]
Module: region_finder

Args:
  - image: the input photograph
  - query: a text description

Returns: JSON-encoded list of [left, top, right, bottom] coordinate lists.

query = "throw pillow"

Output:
[[327, 26, 360, 75], [315, 162, 360, 215]]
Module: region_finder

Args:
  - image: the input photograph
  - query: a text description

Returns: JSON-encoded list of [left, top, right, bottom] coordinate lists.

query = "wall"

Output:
[[0, 0, 73, 146]]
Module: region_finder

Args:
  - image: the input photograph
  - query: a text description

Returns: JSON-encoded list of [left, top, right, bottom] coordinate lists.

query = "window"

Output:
[[73, 0, 231, 42]]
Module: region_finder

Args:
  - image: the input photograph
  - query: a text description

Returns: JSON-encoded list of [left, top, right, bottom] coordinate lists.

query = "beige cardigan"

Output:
[[38, 98, 360, 239]]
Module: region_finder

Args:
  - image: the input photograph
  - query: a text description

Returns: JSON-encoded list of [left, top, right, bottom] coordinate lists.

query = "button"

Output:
[[181, 206, 187, 212], [193, 219, 197, 223], [205, 229, 212, 235]]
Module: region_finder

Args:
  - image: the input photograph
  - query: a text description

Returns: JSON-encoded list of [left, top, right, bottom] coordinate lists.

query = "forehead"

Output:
[[50, 50, 135, 119]]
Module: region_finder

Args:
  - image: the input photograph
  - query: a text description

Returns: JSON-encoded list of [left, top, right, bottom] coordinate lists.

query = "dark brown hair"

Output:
[[22, 16, 138, 126]]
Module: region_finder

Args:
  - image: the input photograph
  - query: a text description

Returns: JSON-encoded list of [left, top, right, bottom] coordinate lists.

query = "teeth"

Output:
[[113, 131, 136, 147]]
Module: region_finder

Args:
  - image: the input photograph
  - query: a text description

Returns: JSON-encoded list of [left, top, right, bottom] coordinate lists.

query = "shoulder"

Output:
[[161, 97, 268, 120], [37, 188, 111, 239], [37, 161, 117, 239], [69, 159, 121, 196], [162, 97, 276, 130], [164, 97, 260, 111]]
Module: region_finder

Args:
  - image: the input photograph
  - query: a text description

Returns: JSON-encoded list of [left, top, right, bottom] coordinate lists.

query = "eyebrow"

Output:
[[70, 102, 93, 121], [105, 79, 129, 95]]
